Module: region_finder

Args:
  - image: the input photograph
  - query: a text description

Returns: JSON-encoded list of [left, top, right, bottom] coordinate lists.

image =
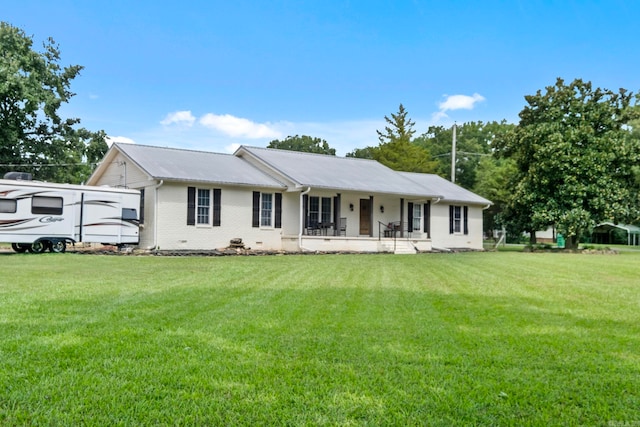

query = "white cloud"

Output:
[[433, 93, 486, 121], [199, 113, 281, 139], [105, 135, 136, 147], [160, 110, 196, 127], [431, 111, 449, 122], [225, 143, 241, 153], [128, 111, 382, 156], [439, 93, 486, 111]]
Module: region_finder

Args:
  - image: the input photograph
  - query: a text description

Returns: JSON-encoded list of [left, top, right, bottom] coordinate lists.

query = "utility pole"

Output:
[[451, 123, 457, 183]]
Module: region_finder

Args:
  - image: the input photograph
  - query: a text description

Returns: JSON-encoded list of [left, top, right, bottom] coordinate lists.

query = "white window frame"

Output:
[[197, 188, 211, 225], [413, 203, 422, 232], [453, 205, 462, 233], [260, 192, 273, 227]]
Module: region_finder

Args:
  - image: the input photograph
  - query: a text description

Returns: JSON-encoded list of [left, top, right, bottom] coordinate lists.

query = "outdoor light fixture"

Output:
[[349, 203, 354, 211], [380, 205, 384, 213]]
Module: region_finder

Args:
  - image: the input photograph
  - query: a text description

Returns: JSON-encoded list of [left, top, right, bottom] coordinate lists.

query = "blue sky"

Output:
[[4, 0, 639, 155]]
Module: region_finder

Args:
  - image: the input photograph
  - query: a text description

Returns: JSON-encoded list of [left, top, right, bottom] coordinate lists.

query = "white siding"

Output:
[[154, 183, 283, 251], [95, 153, 149, 189], [430, 203, 485, 250], [138, 184, 156, 249], [281, 191, 301, 235]]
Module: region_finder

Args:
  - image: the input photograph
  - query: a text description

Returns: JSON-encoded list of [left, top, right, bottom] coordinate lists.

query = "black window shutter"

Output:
[[407, 202, 414, 231], [424, 201, 430, 237], [303, 194, 309, 227], [449, 205, 454, 234], [275, 193, 282, 229], [463, 206, 469, 235], [213, 189, 221, 226], [187, 187, 196, 226], [252, 191, 260, 227]]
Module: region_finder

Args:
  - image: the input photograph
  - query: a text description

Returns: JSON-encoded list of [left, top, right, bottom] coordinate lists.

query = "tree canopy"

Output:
[[414, 121, 513, 190], [0, 22, 106, 183], [472, 156, 517, 236], [267, 135, 336, 155], [348, 104, 437, 173], [376, 103, 415, 145], [496, 78, 640, 247]]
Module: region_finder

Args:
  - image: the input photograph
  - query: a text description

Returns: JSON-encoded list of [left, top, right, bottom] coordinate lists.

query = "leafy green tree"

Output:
[[376, 103, 415, 145], [472, 156, 517, 237], [496, 78, 640, 248], [0, 22, 106, 183], [374, 138, 438, 173], [372, 104, 437, 173], [414, 121, 513, 189], [345, 146, 376, 159], [268, 135, 336, 155]]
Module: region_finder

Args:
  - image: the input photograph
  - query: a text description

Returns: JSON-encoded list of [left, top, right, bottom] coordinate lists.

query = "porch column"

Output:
[[334, 193, 341, 235], [400, 198, 404, 238], [369, 195, 374, 237]]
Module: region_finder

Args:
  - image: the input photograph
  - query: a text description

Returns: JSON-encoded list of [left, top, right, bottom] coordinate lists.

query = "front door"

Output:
[[359, 198, 370, 235]]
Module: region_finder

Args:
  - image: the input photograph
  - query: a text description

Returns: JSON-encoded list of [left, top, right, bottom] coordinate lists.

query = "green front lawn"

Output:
[[1, 252, 638, 425]]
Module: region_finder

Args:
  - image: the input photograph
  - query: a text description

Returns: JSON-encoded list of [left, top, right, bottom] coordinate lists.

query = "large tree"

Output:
[[0, 22, 106, 183], [414, 121, 513, 189], [357, 104, 438, 173], [472, 156, 517, 237], [267, 135, 336, 155], [496, 78, 640, 248], [376, 103, 415, 145]]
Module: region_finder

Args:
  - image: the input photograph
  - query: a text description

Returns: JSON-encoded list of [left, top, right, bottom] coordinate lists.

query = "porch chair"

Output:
[[306, 220, 320, 235], [337, 217, 347, 236]]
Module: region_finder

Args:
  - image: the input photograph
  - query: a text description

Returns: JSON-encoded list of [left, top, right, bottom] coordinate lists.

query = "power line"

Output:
[[0, 162, 99, 167], [433, 151, 491, 158]]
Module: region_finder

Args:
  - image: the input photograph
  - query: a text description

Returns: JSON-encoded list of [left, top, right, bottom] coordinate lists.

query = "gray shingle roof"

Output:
[[399, 172, 492, 205], [114, 143, 285, 188], [236, 146, 439, 197]]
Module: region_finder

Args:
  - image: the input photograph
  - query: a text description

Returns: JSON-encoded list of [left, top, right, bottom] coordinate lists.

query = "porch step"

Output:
[[394, 240, 417, 255]]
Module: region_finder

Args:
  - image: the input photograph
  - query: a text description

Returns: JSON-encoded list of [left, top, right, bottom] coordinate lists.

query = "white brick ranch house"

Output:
[[87, 144, 491, 253]]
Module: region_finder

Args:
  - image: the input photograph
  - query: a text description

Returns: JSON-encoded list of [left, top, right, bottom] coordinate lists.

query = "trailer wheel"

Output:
[[50, 240, 67, 253], [29, 240, 47, 254], [11, 243, 30, 253]]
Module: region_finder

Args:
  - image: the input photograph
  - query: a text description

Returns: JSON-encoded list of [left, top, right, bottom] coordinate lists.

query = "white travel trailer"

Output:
[[0, 174, 140, 253]]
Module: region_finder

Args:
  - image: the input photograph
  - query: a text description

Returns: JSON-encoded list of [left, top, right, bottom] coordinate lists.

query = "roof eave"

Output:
[[153, 177, 286, 189]]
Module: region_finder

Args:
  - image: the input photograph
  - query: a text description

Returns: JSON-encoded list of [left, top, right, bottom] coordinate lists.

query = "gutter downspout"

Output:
[[432, 197, 442, 204], [298, 186, 311, 251], [152, 180, 164, 250]]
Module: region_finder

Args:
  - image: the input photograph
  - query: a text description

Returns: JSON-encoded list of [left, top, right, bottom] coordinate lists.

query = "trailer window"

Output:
[[0, 199, 17, 213], [32, 196, 63, 215], [122, 208, 138, 221]]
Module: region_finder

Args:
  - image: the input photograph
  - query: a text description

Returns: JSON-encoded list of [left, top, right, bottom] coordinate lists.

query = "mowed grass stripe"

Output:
[[0, 252, 639, 425]]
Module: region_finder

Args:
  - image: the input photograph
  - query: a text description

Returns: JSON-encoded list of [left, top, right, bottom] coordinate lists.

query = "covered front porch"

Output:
[[280, 188, 437, 253]]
